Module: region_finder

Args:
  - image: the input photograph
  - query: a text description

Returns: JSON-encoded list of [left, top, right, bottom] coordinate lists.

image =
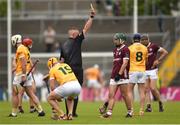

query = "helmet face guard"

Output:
[[119, 39, 125, 44], [47, 57, 58, 69], [113, 33, 126, 45]]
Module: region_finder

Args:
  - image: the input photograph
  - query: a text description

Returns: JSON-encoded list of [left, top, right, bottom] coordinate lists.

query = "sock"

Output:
[[65, 99, 69, 115], [51, 107, 64, 116], [30, 106, 36, 112], [106, 109, 112, 115], [52, 108, 56, 113], [139, 108, 144, 112], [147, 104, 151, 108], [131, 108, 134, 112], [127, 109, 133, 115], [30, 106, 35, 109], [104, 101, 109, 108], [73, 97, 78, 115], [12, 108, 17, 116], [159, 101, 162, 105], [18, 106, 22, 109], [36, 104, 43, 113]]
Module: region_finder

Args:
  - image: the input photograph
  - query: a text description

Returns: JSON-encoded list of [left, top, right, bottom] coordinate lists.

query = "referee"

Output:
[[60, 4, 96, 117]]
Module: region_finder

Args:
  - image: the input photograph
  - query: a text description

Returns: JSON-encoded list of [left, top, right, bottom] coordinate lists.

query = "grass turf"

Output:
[[0, 101, 180, 124]]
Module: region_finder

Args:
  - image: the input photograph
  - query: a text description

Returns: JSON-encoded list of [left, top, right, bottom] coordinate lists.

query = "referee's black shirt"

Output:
[[60, 32, 85, 68]]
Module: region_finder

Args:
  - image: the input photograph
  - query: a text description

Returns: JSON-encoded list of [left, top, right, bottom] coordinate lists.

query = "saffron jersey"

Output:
[[49, 63, 77, 85], [129, 43, 148, 72], [15, 44, 31, 75]]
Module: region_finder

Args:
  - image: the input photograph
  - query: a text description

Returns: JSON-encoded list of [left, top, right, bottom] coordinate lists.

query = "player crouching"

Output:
[[47, 57, 81, 120]]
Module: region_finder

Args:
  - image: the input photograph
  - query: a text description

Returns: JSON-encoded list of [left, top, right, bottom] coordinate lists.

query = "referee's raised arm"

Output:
[[82, 3, 96, 35]]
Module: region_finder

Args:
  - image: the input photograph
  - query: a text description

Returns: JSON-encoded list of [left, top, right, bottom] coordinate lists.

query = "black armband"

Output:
[[90, 15, 94, 18]]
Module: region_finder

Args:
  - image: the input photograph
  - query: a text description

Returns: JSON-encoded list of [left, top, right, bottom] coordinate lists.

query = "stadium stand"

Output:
[[0, 17, 175, 52]]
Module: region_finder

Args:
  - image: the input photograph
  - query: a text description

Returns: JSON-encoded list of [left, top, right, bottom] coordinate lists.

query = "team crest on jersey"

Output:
[[118, 52, 121, 55], [149, 48, 152, 52], [115, 51, 121, 56]]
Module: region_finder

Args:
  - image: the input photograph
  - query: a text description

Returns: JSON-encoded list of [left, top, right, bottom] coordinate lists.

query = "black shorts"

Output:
[[72, 67, 83, 86]]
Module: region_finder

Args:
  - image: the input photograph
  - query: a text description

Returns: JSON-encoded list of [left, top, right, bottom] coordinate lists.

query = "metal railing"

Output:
[[12, 0, 94, 18]]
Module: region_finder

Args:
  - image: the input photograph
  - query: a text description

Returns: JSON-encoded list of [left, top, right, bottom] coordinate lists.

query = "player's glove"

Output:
[[20, 75, 27, 87], [20, 81, 25, 87], [114, 74, 121, 82]]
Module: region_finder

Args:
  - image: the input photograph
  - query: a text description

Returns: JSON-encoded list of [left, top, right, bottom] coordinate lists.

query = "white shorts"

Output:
[[13, 74, 33, 87], [129, 72, 146, 84], [145, 69, 158, 80], [87, 79, 101, 88], [54, 80, 81, 98], [109, 79, 129, 86]]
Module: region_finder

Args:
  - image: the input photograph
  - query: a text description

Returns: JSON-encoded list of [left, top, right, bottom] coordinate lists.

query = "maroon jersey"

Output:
[[146, 42, 160, 70], [111, 45, 130, 79]]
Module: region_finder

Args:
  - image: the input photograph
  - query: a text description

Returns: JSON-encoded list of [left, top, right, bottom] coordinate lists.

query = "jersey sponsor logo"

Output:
[[118, 52, 121, 56], [114, 51, 121, 56]]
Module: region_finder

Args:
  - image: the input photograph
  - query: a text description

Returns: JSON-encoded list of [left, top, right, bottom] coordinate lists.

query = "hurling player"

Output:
[[141, 34, 168, 112]]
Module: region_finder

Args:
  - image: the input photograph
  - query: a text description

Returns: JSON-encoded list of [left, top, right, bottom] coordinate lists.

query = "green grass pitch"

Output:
[[0, 101, 180, 124]]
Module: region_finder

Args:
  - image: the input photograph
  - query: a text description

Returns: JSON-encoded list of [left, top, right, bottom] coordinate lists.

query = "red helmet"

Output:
[[22, 38, 33, 48]]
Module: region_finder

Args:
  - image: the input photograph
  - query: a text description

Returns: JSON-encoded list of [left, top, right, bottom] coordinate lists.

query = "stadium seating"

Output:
[[0, 17, 175, 52]]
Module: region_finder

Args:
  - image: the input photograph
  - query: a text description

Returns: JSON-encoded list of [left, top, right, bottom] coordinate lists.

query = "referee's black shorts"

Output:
[[72, 67, 83, 86]]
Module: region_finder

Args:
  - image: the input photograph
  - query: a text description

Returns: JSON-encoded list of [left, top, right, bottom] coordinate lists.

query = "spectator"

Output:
[[43, 26, 56, 52], [105, 0, 113, 16], [54, 42, 61, 53], [113, 0, 121, 16], [157, 9, 163, 32], [95, 0, 104, 14]]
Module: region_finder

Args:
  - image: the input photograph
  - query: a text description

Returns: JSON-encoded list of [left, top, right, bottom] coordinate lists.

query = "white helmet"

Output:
[[93, 64, 99, 69], [11, 34, 22, 46]]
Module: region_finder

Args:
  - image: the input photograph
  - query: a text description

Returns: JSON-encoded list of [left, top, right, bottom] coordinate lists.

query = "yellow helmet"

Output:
[[47, 57, 58, 69]]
